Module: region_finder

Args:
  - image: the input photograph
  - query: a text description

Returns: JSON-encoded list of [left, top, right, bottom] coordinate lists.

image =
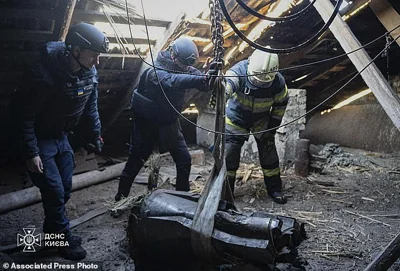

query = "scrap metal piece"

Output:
[[128, 190, 306, 270]]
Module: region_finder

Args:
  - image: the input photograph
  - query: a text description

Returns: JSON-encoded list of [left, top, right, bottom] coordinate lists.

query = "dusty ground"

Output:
[[1, 145, 400, 271]]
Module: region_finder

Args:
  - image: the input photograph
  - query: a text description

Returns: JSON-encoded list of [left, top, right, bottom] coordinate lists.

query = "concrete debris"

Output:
[[309, 143, 400, 174]]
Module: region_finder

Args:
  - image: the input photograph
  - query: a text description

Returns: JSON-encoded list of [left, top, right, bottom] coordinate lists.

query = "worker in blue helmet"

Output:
[[224, 49, 288, 204], [115, 37, 215, 201], [11, 23, 109, 260]]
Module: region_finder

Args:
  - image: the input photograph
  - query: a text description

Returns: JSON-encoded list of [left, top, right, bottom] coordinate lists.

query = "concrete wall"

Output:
[[301, 104, 400, 153], [196, 89, 307, 167], [302, 75, 400, 154]]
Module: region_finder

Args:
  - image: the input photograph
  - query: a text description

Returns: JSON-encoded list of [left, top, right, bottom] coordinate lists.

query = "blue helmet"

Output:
[[169, 37, 199, 66], [66, 23, 109, 53]]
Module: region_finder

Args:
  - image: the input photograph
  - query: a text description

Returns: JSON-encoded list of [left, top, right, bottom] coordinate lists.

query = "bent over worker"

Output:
[[115, 37, 213, 201], [225, 49, 288, 204], [12, 23, 108, 260]]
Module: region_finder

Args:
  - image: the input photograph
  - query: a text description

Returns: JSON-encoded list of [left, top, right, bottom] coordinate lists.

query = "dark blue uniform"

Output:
[[13, 42, 101, 235], [225, 60, 288, 194], [116, 50, 208, 198]]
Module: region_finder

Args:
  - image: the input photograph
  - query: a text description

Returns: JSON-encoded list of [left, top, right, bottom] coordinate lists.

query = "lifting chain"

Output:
[[190, 0, 230, 264], [208, 0, 225, 109]]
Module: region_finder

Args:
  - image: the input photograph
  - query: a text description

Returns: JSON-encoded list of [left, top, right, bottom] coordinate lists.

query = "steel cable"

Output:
[[235, 0, 316, 22]]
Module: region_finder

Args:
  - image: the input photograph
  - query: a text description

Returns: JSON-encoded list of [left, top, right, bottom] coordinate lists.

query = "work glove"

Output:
[[85, 136, 104, 154], [206, 61, 223, 89]]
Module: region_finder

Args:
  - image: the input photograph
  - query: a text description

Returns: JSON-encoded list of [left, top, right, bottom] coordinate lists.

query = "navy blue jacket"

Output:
[[13, 42, 101, 159], [135, 50, 209, 124]]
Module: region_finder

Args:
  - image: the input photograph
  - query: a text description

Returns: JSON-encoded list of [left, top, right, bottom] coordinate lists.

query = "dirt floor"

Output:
[[1, 145, 400, 271]]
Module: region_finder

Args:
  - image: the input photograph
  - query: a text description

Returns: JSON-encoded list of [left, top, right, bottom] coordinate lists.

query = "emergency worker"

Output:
[[225, 49, 288, 204], [115, 37, 213, 201], [12, 23, 109, 259]]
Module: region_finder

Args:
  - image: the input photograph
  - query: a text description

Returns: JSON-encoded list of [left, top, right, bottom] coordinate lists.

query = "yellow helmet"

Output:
[[247, 49, 279, 87]]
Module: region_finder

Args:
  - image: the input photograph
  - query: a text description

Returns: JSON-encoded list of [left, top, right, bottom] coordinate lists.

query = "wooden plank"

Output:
[[100, 53, 140, 58], [0, 8, 56, 18], [314, 0, 400, 131], [280, 0, 370, 68], [0, 29, 53, 42], [363, 232, 400, 271], [107, 36, 156, 45], [55, 0, 77, 41], [97, 69, 135, 75], [370, 0, 400, 47], [72, 9, 171, 28], [297, 59, 349, 88], [101, 14, 185, 132]]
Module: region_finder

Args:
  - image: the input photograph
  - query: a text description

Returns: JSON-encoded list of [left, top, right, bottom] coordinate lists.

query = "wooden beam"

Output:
[[314, 0, 400, 131], [101, 14, 185, 132], [370, 0, 400, 47], [56, 0, 78, 41], [97, 69, 135, 75], [0, 8, 56, 18], [107, 36, 156, 45], [363, 232, 400, 271], [280, 0, 370, 68], [298, 59, 350, 88], [100, 53, 140, 58], [72, 9, 171, 28], [0, 29, 53, 42]]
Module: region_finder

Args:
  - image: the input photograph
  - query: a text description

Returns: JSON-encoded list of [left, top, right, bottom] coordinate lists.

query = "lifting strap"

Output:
[[190, 0, 233, 262]]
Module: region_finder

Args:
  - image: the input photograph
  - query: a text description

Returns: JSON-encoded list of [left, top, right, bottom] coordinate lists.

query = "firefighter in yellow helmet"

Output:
[[225, 49, 288, 204]]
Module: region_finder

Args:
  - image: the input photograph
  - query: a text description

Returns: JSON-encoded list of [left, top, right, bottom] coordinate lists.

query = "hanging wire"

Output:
[[132, 0, 400, 137], [235, 0, 317, 22], [120, 0, 400, 80], [218, 0, 343, 54]]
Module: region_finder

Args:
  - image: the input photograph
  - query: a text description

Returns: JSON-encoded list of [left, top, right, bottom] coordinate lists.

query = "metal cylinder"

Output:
[[128, 190, 306, 269], [294, 139, 310, 177]]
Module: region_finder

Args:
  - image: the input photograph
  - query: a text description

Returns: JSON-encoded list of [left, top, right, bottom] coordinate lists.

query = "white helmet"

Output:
[[247, 49, 279, 87]]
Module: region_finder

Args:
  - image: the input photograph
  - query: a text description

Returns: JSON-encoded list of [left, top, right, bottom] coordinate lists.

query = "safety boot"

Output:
[[264, 176, 287, 204], [115, 175, 132, 201], [268, 191, 287, 204], [58, 244, 86, 260], [57, 232, 86, 260]]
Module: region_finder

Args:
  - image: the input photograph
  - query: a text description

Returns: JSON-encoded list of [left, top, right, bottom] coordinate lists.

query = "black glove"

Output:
[[85, 136, 104, 154], [206, 61, 223, 88]]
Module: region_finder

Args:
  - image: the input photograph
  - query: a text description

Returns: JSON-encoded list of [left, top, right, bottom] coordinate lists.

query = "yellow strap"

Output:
[[262, 168, 280, 177]]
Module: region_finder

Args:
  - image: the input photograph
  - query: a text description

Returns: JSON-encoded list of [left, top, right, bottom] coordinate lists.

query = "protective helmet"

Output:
[[65, 23, 109, 53], [247, 49, 279, 87], [169, 37, 199, 66]]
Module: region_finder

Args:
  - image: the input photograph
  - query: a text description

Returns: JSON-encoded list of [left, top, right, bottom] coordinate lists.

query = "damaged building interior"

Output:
[[0, 0, 400, 270]]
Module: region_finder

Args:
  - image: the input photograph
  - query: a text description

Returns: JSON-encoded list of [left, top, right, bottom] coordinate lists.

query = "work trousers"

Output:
[[28, 134, 74, 234], [118, 118, 191, 196], [225, 132, 282, 193]]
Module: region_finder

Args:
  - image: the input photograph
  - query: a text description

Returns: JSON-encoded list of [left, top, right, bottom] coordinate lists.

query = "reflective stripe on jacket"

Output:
[[225, 60, 288, 131]]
